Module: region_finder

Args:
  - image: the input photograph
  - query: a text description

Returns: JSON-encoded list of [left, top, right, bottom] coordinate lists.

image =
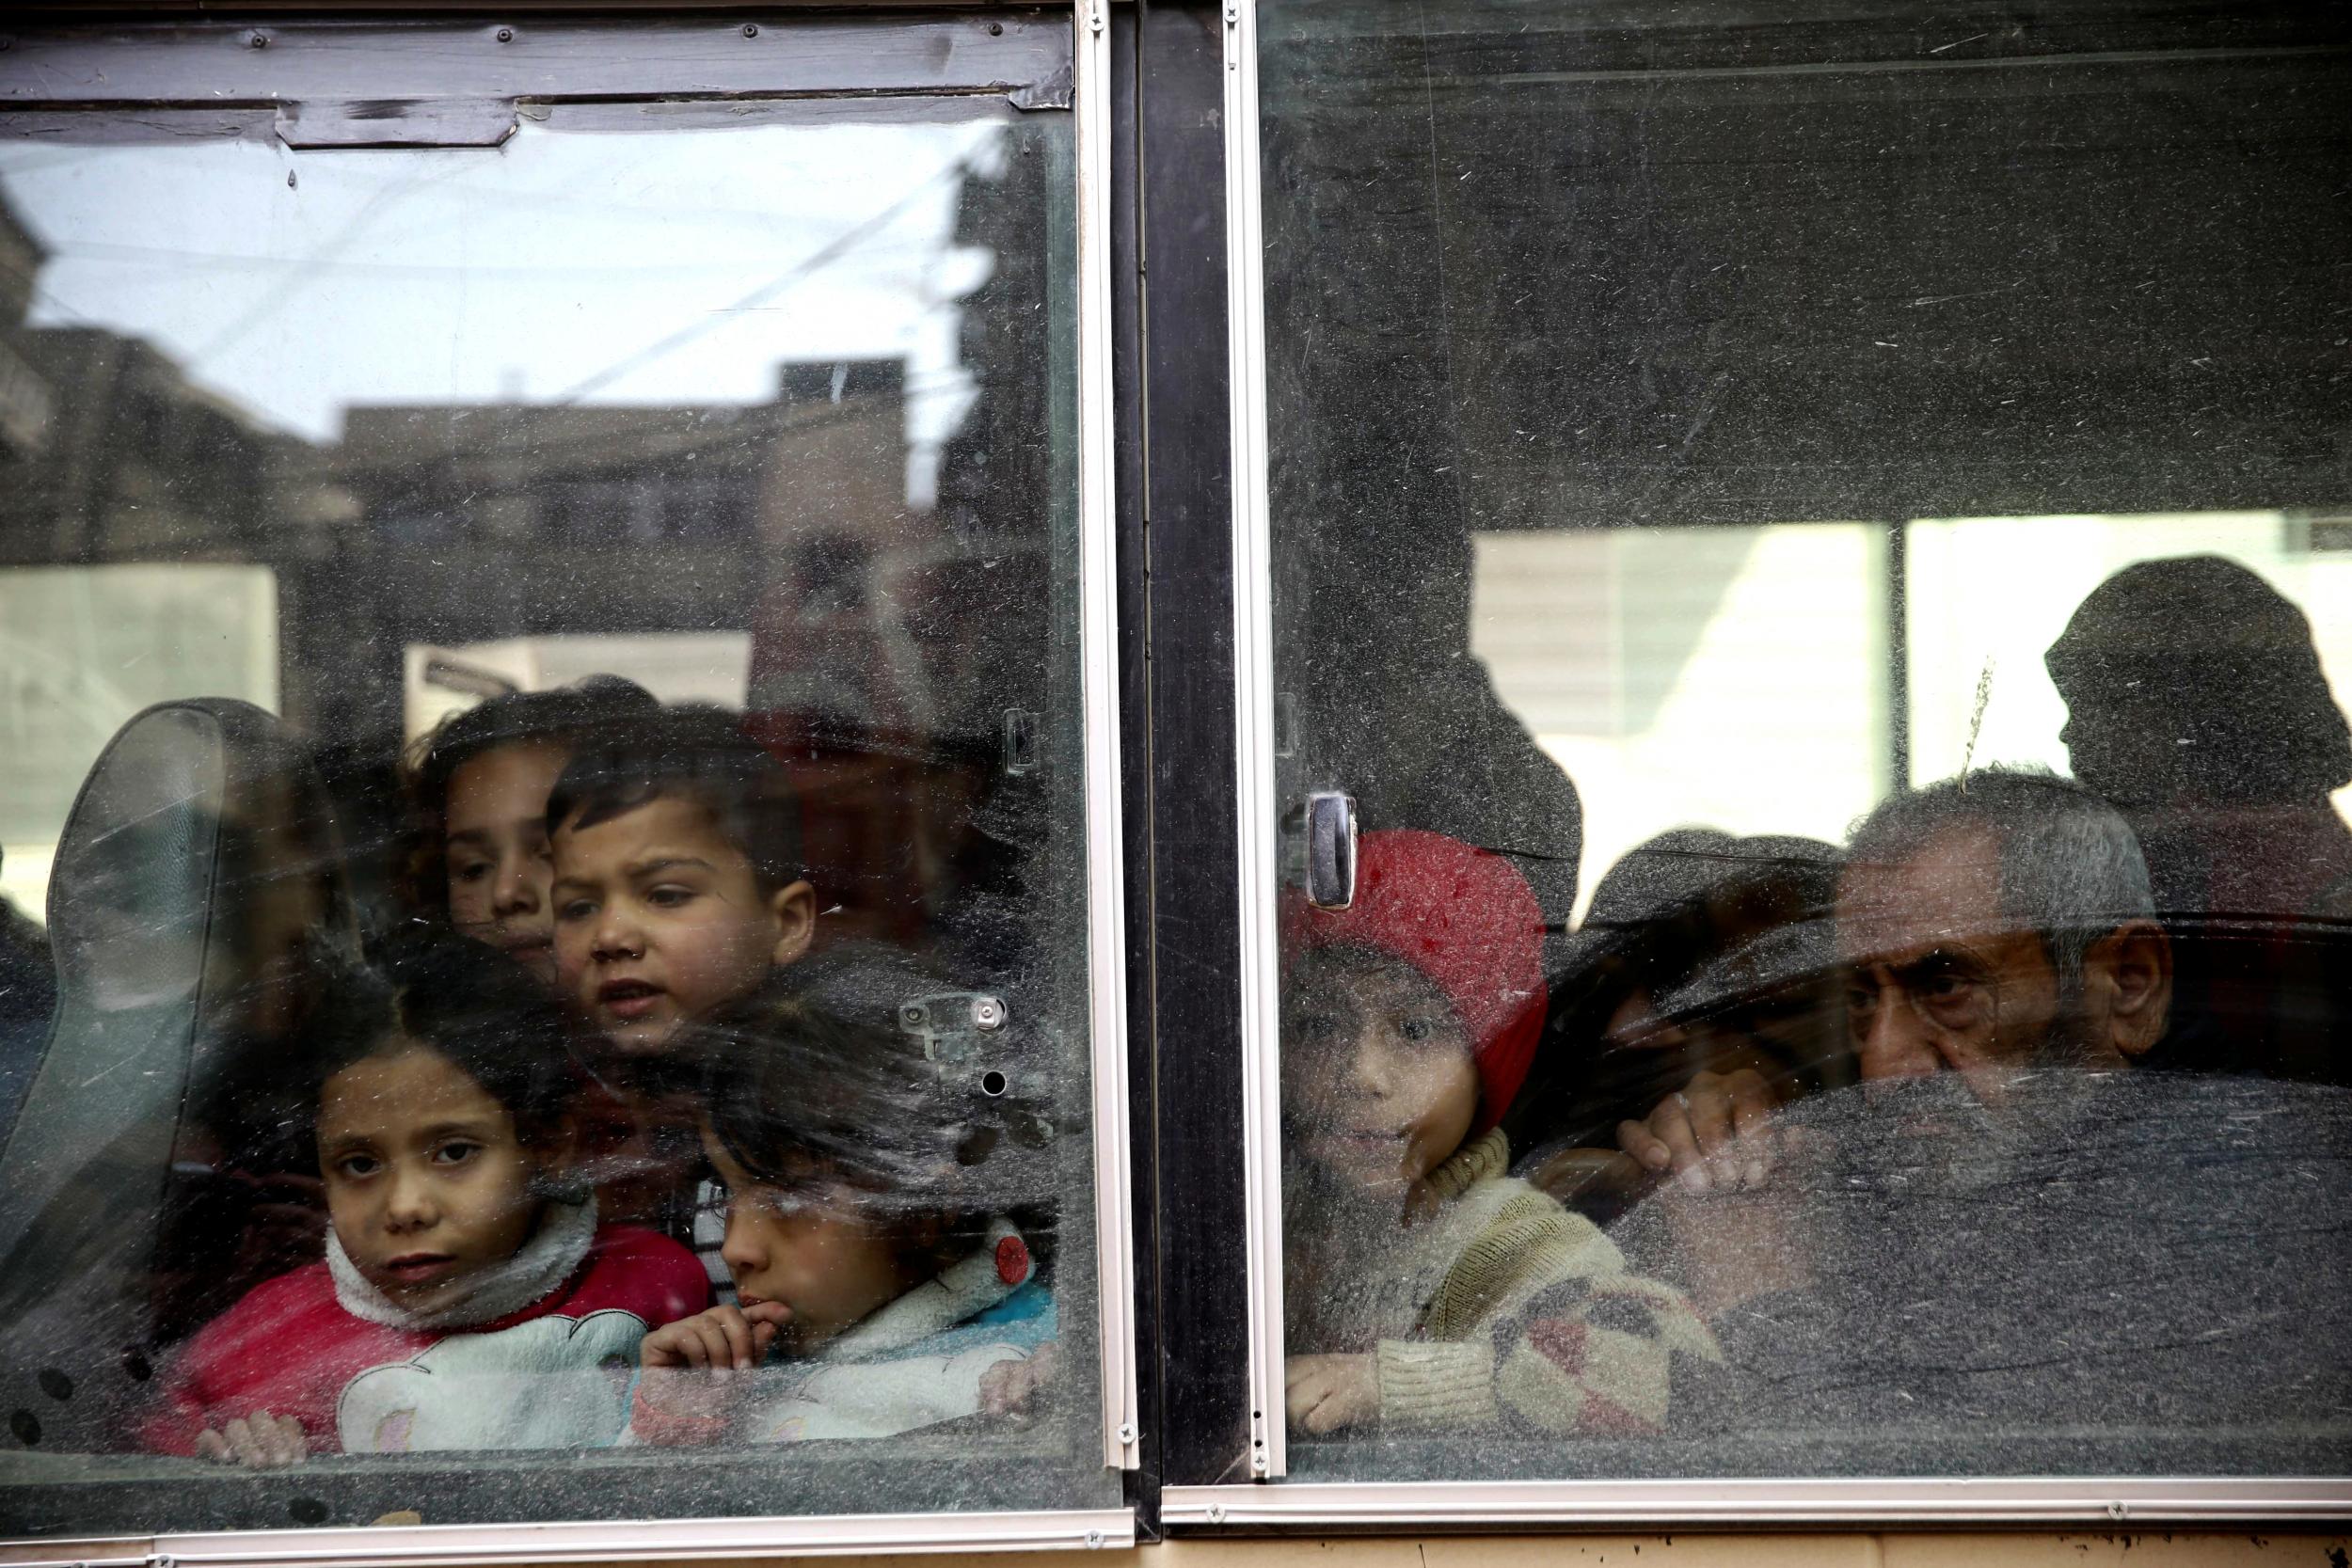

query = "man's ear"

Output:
[[767, 879, 818, 968], [2088, 918, 2173, 1059]]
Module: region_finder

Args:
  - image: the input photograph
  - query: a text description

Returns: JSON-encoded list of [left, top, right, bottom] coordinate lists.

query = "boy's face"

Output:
[[1283, 949, 1480, 1199], [445, 740, 568, 983], [318, 1043, 555, 1312], [705, 1137, 921, 1357], [549, 794, 815, 1054]]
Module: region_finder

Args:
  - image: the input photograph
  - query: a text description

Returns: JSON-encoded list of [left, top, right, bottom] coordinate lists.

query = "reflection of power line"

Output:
[[550, 151, 975, 407], [187, 161, 469, 369], [40, 236, 946, 278]]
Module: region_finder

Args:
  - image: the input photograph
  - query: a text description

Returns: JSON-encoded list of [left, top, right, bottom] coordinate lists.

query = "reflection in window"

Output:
[[1261, 0, 2352, 1481], [0, 97, 1104, 1532]]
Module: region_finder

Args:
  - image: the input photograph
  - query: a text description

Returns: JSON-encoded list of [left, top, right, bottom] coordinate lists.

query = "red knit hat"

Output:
[[1285, 829, 1547, 1132]]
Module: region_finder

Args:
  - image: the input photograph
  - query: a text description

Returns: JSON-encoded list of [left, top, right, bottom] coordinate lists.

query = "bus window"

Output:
[[0, 23, 1115, 1539], [1256, 0, 2352, 1485]]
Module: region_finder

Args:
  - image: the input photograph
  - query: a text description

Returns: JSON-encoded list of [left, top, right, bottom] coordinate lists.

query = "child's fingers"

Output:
[[711, 1308, 758, 1370], [194, 1428, 231, 1465], [1686, 1083, 1736, 1163], [1616, 1118, 1672, 1172], [1727, 1072, 1777, 1187], [1650, 1107, 1709, 1191], [694, 1319, 740, 1371], [263, 1413, 306, 1467], [741, 1300, 793, 1327], [750, 1319, 780, 1359], [640, 1330, 686, 1369]]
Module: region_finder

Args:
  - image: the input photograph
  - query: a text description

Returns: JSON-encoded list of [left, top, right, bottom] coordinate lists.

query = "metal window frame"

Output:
[[1204, 0, 2352, 1528], [0, 2, 1140, 1555], [1219, 0, 1288, 1490], [0, 1507, 1136, 1567], [1161, 1480, 2352, 1528]]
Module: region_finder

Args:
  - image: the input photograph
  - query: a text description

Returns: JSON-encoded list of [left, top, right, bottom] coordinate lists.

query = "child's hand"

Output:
[[1284, 1353, 1379, 1434], [194, 1411, 307, 1467], [1617, 1067, 1781, 1194], [977, 1341, 1061, 1418], [632, 1305, 790, 1445], [641, 1303, 790, 1371]]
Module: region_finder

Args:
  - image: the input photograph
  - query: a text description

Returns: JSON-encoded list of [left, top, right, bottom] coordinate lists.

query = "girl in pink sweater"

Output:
[[147, 937, 706, 1465]]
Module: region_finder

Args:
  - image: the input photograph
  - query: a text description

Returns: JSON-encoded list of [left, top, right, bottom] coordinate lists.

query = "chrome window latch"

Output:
[[1303, 791, 1358, 911]]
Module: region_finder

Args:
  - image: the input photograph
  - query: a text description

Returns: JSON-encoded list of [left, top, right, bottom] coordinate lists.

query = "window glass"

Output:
[[0, 84, 1113, 1534], [1260, 0, 2352, 1480]]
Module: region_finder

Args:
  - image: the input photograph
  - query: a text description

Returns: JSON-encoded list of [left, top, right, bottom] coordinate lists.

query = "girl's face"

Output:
[[445, 740, 569, 982], [317, 1043, 562, 1312], [1283, 950, 1481, 1201], [705, 1136, 925, 1356]]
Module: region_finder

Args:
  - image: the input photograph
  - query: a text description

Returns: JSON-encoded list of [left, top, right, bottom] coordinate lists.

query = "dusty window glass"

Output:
[[0, 84, 1114, 1536], [1260, 0, 2352, 1481]]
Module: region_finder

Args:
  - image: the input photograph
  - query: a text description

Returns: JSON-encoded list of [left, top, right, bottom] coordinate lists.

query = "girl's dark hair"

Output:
[[690, 948, 1053, 1243], [401, 676, 660, 913], [303, 932, 580, 1147]]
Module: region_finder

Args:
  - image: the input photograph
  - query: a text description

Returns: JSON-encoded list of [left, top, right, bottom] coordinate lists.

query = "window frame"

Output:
[[0, 3, 1140, 1556], [1174, 0, 2352, 1528]]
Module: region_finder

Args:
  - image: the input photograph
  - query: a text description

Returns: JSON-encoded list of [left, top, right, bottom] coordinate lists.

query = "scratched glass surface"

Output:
[[1258, 0, 2352, 1480], [0, 102, 1114, 1532]]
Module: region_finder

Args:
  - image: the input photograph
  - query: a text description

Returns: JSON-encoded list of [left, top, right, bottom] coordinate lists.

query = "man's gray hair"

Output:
[[1845, 766, 2155, 989]]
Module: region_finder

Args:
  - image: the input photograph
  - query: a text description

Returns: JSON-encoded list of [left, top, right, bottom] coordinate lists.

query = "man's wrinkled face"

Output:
[[1835, 824, 2075, 1110]]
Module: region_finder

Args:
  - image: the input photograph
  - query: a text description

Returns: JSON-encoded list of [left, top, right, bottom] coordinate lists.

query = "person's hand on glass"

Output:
[[1617, 1066, 1781, 1193], [1285, 1353, 1379, 1434], [194, 1410, 306, 1467], [978, 1340, 1061, 1418]]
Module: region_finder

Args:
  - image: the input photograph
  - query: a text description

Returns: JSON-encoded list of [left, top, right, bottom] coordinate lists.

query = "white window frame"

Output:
[[0, 3, 1138, 1556], [1213, 0, 2352, 1526]]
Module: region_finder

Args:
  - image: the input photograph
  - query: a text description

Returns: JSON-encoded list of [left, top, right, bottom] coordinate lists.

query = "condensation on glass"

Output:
[[0, 79, 1110, 1535], [1259, 0, 2352, 1481]]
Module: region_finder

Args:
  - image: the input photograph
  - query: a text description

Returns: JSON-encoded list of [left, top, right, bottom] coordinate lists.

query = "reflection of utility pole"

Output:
[[1886, 519, 1910, 793]]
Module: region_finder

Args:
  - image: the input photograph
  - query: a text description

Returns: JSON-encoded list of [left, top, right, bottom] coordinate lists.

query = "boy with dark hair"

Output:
[[547, 705, 818, 1057]]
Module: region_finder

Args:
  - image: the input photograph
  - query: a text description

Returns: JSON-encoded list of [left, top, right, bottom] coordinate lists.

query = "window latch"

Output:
[[1303, 791, 1358, 911]]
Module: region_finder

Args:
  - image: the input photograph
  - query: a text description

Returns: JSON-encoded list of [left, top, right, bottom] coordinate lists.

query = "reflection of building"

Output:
[[0, 197, 301, 568], [309, 364, 909, 745]]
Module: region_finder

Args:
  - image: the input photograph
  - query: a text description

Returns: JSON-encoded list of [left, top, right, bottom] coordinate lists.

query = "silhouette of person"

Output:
[[2044, 555, 2352, 1080]]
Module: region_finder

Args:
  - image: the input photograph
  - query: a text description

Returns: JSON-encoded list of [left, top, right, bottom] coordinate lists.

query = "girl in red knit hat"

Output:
[[1280, 830, 1716, 1440]]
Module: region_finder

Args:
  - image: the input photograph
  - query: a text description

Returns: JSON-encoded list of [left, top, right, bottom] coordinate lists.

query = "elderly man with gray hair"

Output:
[[1617, 766, 2172, 1186], [1604, 767, 2352, 1467]]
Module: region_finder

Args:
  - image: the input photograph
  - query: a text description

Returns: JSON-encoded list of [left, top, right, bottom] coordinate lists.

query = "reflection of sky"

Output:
[[0, 116, 1003, 502]]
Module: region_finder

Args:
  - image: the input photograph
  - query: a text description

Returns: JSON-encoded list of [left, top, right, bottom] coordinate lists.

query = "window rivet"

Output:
[[989, 21, 1004, 34], [496, 26, 514, 42], [1205, 1504, 1227, 1523], [1116, 1420, 1136, 1444], [246, 31, 268, 48], [741, 23, 759, 38], [1084, 1531, 1104, 1549]]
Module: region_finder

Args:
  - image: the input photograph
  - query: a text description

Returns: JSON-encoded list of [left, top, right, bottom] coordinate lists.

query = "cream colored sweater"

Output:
[[1291, 1131, 1719, 1433]]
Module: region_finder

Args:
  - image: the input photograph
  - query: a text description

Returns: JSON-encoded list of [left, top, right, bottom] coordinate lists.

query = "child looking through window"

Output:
[[628, 983, 1057, 1445], [144, 936, 707, 1465], [544, 705, 820, 1287], [1281, 829, 1717, 1437], [548, 706, 818, 1057], [405, 677, 659, 983]]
